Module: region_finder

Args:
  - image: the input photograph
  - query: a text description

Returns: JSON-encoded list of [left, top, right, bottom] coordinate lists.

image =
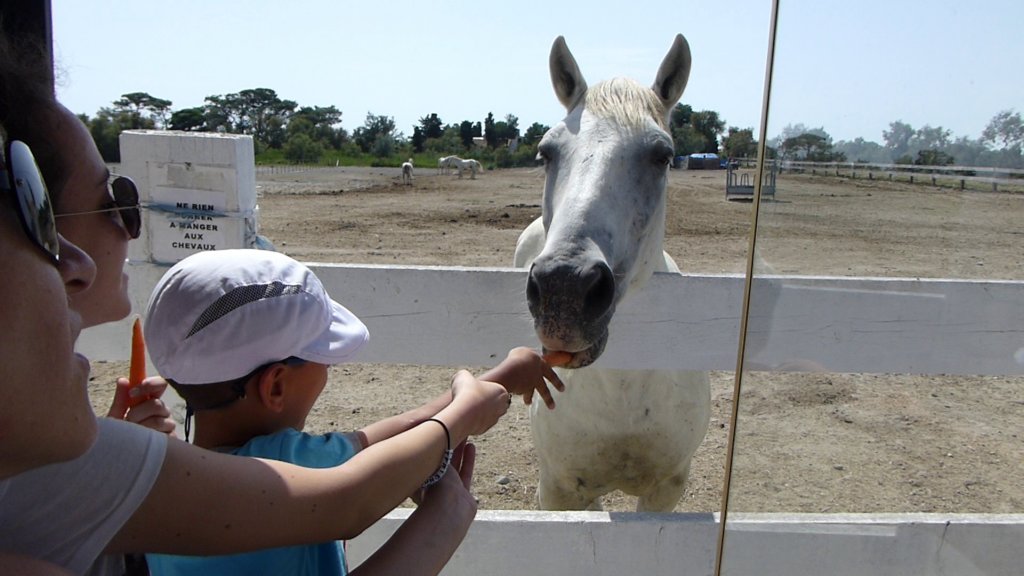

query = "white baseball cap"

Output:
[[144, 249, 369, 384]]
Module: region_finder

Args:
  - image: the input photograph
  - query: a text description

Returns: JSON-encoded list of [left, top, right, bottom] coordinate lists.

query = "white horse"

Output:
[[437, 155, 452, 175], [513, 34, 710, 512], [451, 157, 482, 179], [401, 158, 414, 185]]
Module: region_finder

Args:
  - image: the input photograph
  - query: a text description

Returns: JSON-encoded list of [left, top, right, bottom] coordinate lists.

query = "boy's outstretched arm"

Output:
[[357, 347, 565, 447], [355, 390, 453, 449], [479, 347, 566, 409]]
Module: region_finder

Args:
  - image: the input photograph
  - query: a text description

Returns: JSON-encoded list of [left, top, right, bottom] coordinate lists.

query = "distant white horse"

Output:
[[451, 157, 482, 179], [437, 155, 452, 175], [401, 158, 414, 185], [513, 34, 709, 512]]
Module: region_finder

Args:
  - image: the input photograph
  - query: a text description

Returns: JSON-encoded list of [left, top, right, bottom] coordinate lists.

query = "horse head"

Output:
[[521, 35, 691, 368]]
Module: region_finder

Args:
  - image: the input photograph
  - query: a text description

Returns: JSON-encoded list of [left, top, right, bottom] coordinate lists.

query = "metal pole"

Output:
[[714, 0, 780, 574]]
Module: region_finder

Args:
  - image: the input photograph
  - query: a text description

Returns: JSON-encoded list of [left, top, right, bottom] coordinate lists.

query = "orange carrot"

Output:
[[126, 317, 149, 408], [543, 351, 572, 367]]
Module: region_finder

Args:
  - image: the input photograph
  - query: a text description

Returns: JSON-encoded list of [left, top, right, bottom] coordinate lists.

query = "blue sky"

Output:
[[52, 0, 1022, 143]]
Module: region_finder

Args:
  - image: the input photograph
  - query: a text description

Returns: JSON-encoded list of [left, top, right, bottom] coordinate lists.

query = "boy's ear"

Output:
[[255, 364, 288, 413]]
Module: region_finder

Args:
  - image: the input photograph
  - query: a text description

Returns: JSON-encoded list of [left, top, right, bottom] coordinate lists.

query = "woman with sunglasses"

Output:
[[6, 97, 176, 435], [0, 134, 100, 575]]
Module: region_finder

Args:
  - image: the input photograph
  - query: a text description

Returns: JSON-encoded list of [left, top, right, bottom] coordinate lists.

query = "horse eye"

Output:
[[536, 143, 556, 166], [651, 147, 674, 167]]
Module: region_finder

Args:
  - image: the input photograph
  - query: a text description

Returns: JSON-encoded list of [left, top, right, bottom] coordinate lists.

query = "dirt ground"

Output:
[[89, 165, 1023, 514]]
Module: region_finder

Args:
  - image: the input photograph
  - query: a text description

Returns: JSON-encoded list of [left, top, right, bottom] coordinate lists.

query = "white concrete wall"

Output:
[[119, 130, 258, 265]]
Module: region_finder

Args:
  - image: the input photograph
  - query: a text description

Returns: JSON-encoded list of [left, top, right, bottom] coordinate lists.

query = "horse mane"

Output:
[[584, 77, 669, 131]]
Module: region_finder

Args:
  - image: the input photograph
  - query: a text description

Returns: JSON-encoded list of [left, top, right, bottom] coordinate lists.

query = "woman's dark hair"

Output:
[[0, 28, 70, 201]]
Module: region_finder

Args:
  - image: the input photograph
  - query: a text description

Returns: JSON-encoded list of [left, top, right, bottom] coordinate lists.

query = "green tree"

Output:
[[283, 133, 323, 163], [689, 110, 724, 153], [84, 110, 122, 162], [83, 106, 149, 162], [834, 137, 889, 164], [425, 126, 466, 156], [669, 103, 692, 129], [500, 114, 520, 142], [236, 88, 297, 146], [411, 126, 426, 153], [264, 116, 287, 149], [352, 112, 396, 153], [911, 125, 952, 152], [914, 149, 955, 166], [522, 122, 549, 146], [203, 88, 296, 146], [371, 134, 396, 158], [781, 132, 845, 162], [672, 124, 705, 156], [114, 92, 172, 129], [668, 104, 723, 155], [419, 113, 444, 140], [169, 107, 207, 131], [883, 120, 915, 160], [292, 105, 346, 149], [458, 121, 475, 149], [483, 112, 497, 148], [981, 109, 1023, 154], [722, 127, 757, 159]]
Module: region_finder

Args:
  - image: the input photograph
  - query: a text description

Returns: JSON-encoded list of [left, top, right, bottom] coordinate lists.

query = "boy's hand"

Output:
[[449, 370, 511, 436], [107, 376, 177, 436], [480, 347, 566, 409]]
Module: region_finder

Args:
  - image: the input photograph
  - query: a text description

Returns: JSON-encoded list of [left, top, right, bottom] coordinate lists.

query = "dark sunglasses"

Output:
[[55, 175, 141, 239], [1, 140, 60, 263]]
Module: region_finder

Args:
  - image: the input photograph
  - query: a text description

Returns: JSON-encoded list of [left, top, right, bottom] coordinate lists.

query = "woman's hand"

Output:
[[107, 376, 177, 436]]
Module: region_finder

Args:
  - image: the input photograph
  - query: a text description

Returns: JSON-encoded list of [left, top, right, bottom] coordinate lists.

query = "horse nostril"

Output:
[[526, 267, 541, 306], [581, 262, 615, 319]]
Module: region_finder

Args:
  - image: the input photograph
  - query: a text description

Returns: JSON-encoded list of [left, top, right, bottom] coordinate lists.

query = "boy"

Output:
[[142, 249, 563, 575]]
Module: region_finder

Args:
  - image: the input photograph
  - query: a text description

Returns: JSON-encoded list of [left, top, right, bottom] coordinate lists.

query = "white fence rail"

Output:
[[780, 160, 1024, 191], [80, 264, 1024, 377]]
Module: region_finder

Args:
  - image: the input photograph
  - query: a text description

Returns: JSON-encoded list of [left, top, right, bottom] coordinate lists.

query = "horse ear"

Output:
[[652, 34, 692, 114], [549, 36, 588, 111]]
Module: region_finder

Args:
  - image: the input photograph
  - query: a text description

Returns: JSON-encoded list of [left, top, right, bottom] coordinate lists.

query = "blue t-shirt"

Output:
[[147, 429, 359, 576]]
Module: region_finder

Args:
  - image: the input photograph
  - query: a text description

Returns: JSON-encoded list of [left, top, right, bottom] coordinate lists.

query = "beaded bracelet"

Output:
[[421, 418, 454, 489]]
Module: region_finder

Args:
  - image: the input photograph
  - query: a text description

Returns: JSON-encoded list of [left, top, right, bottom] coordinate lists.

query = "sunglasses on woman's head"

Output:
[[1, 140, 60, 263], [55, 175, 141, 239]]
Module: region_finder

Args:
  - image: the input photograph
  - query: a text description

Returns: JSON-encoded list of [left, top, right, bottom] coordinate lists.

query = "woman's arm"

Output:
[[106, 370, 508, 556]]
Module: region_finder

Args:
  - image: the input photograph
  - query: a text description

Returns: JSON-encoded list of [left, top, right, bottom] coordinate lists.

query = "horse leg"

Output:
[[636, 466, 690, 512]]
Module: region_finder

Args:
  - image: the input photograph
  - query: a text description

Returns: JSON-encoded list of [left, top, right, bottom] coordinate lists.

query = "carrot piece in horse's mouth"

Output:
[[543, 351, 573, 367]]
